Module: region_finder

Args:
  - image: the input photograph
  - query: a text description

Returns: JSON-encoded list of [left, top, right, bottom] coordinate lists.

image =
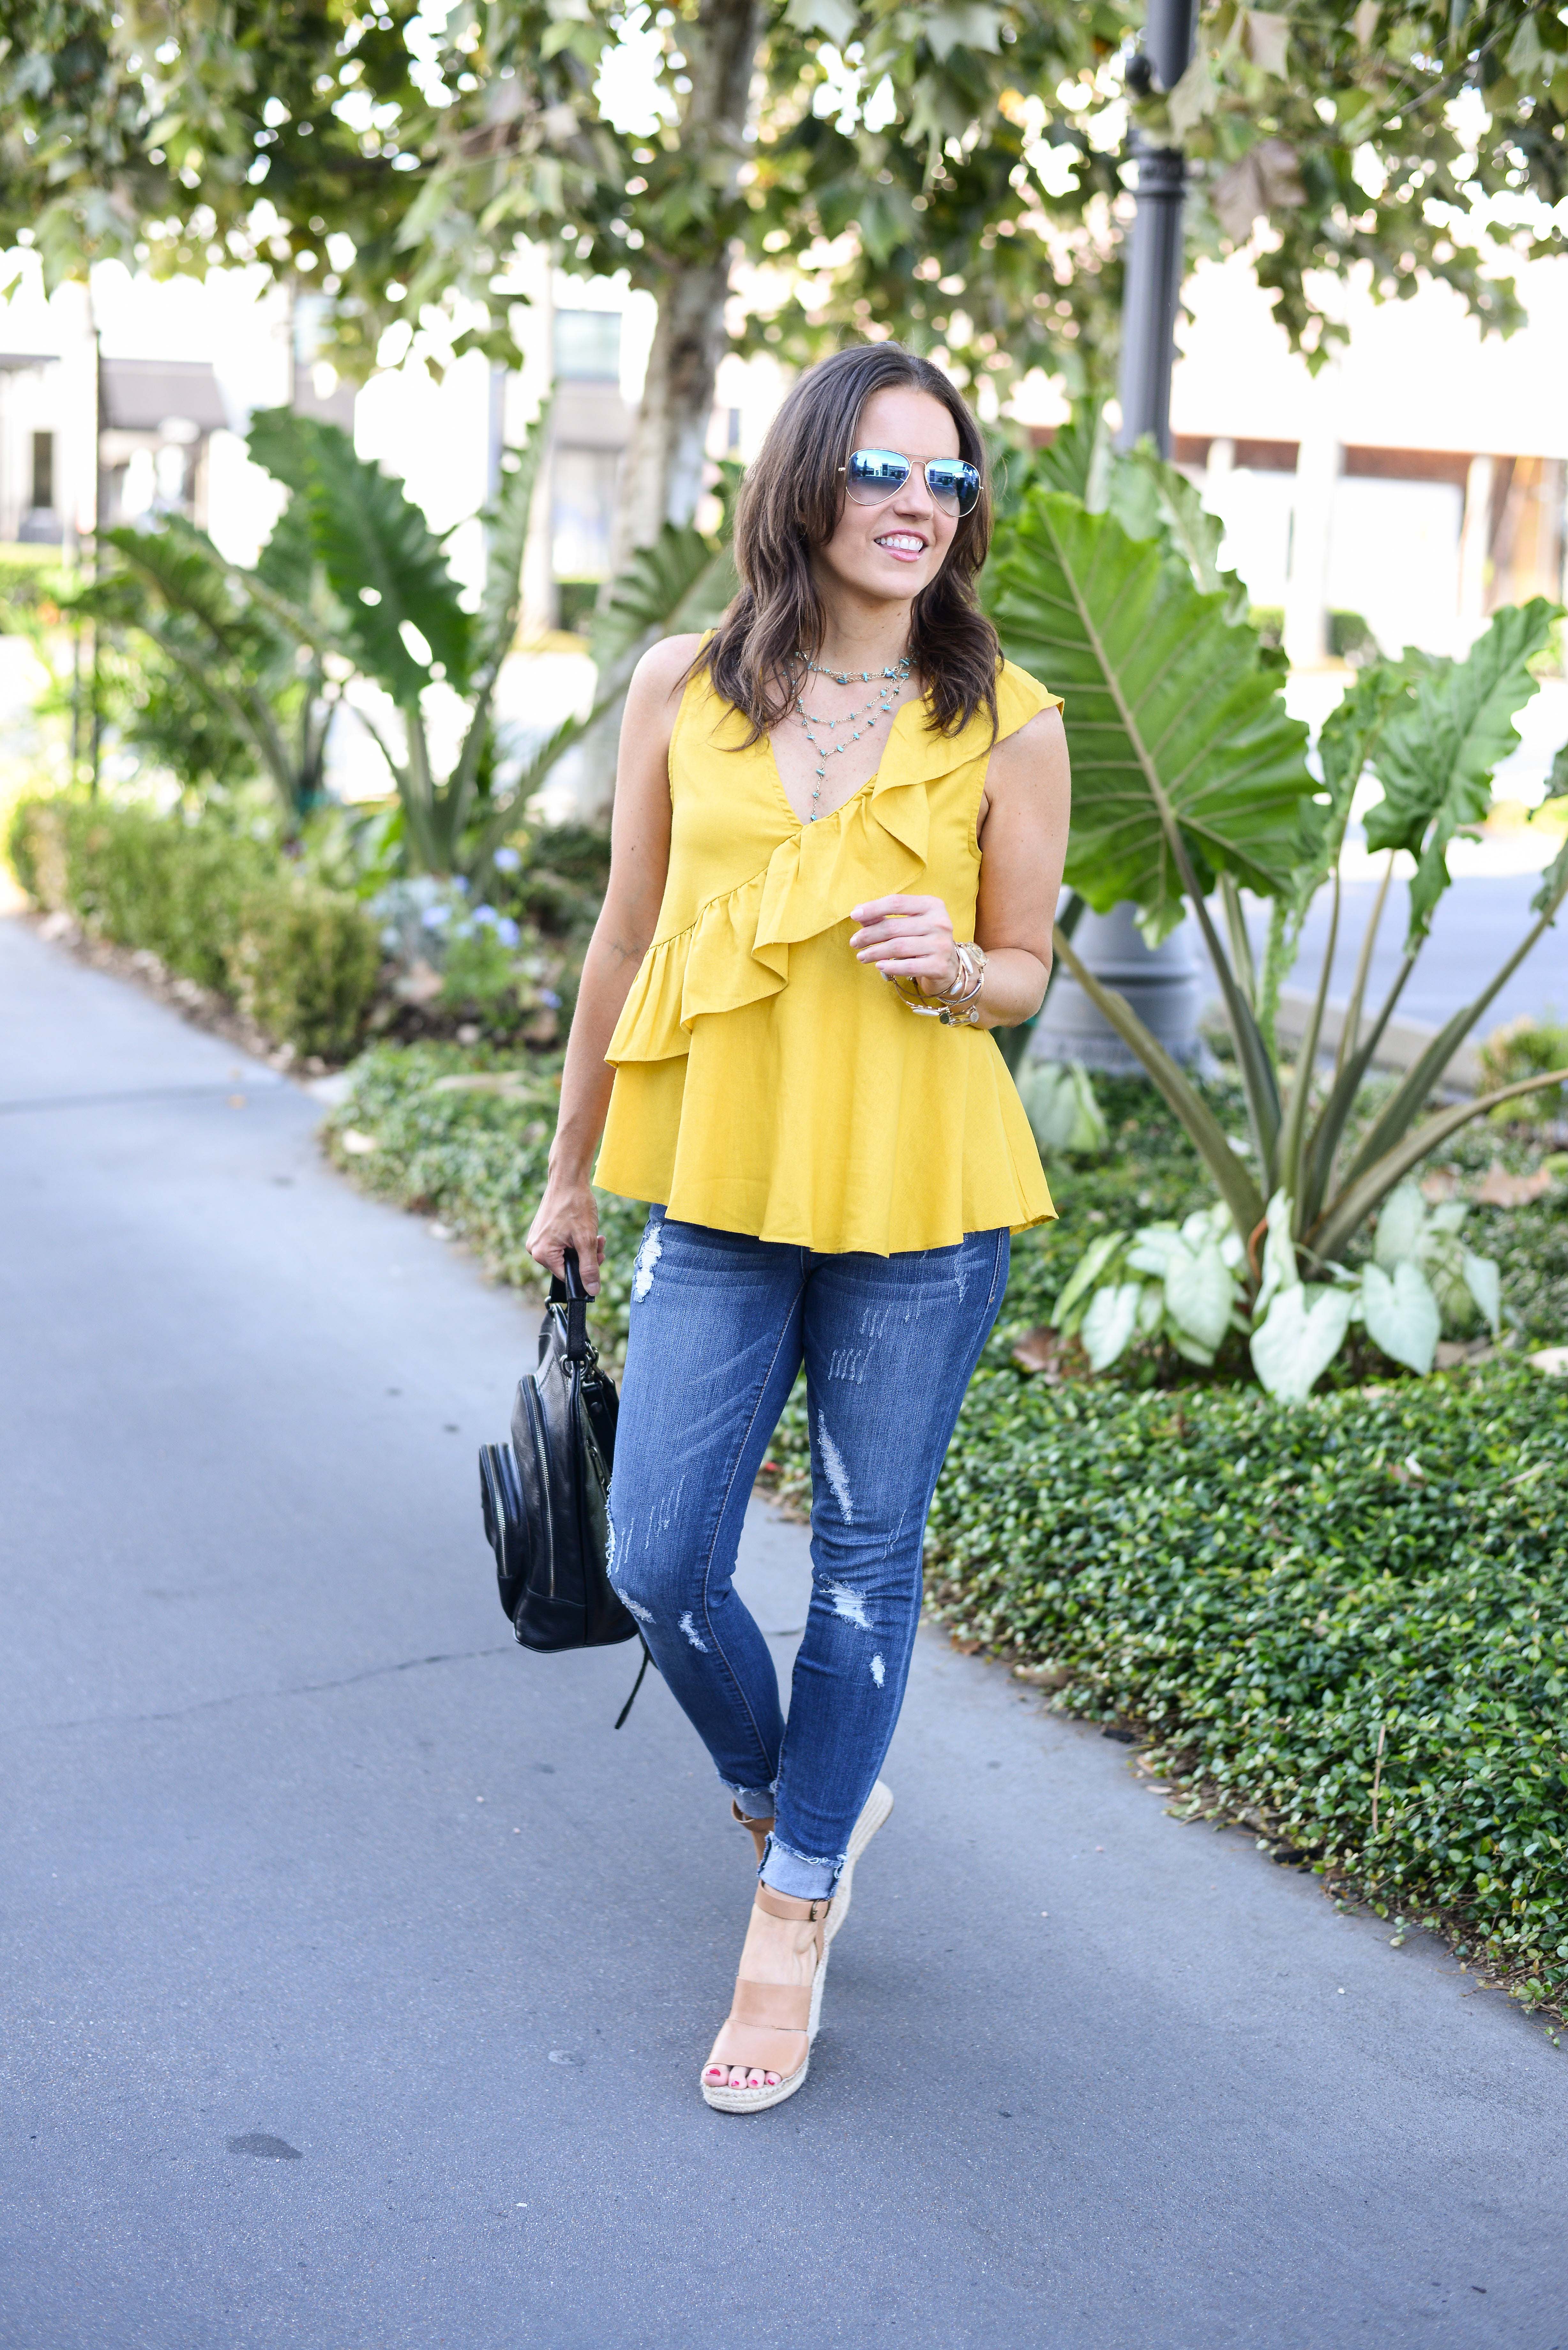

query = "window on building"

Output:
[[31, 430, 55, 511], [554, 310, 622, 382], [552, 446, 622, 582]]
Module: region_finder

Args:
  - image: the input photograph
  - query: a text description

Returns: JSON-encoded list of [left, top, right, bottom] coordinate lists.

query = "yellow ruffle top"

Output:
[[594, 656, 1060, 1255]]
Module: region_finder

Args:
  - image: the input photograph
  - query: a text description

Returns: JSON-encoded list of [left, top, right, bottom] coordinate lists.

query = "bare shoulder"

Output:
[[629, 632, 707, 708], [987, 702, 1069, 792]]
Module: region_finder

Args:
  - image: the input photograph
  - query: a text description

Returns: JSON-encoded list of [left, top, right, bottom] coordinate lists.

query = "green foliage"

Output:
[[13, 793, 270, 991], [1014, 1058, 1109, 1157], [923, 1361, 1568, 2015], [230, 405, 717, 880], [1480, 1015, 1568, 1120], [988, 451, 1568, 1384], [4, 1, 1561, 425], [984, 487, 1315, 943], [247, 406, 471, 701], [0, 548, 68, 632], [8, 794, 380, 1060], [1364, 600, 1559, 946], [229, 881, 384, 1062], [320, 1041, 650, 1361], [588, 521, 739, 680], [85, 512, 339, 827]]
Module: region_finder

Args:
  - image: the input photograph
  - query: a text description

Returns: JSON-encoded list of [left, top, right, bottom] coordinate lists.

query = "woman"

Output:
[[527, 341, 1070, 2112]]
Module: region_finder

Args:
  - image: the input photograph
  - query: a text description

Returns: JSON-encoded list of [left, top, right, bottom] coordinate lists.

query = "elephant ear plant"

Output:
[[985, 448, 1568, 1398], [87, 404, 737, 879]]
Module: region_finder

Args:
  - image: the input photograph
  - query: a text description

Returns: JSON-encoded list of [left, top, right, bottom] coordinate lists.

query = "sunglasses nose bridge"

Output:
[[891, 465, 935, 515]]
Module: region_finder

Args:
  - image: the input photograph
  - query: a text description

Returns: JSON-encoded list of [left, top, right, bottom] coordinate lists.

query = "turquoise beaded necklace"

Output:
[[793, 652, 913, 821]]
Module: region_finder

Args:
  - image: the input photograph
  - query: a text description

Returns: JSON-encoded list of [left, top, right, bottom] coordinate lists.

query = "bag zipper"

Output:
[[521, 1377, 556, 1597]]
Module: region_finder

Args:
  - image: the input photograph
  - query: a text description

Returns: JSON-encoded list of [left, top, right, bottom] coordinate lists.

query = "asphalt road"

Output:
[[3, 911, 1565, 2350], [1286, 871, 1568, 1036]]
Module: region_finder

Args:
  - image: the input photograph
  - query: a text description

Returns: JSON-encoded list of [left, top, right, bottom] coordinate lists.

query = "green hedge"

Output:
[[319, 1041, 650, 1347], [923, 1363, 1568, 2013], [7, 794, 381, 1062]]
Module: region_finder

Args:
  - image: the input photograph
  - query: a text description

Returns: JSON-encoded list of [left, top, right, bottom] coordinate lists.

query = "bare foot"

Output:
[[703, 1897, 823, 2092]]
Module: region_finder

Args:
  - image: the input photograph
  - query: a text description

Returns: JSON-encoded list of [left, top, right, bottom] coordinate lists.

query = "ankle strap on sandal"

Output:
[[755, 1884, 832, 1923]]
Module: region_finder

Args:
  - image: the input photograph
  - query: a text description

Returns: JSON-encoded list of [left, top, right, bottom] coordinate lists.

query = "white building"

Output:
[[1166, 248, 1568, 664]]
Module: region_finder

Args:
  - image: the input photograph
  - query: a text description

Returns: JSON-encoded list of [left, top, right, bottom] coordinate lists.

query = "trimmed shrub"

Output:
[[923, 1363, 1568, 2012], [7, 794, 380, 1062], [230, 882, 383, 1063]]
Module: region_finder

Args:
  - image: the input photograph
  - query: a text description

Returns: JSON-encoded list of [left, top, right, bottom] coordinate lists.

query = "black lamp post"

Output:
[[1117, 0, 1197, 458], [1033, 0, 1204, 1073]]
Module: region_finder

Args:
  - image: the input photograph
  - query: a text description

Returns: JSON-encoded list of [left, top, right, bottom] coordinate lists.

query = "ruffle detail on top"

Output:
[[605, 663, 1058, 1070], [607, 769, 933, 1067]]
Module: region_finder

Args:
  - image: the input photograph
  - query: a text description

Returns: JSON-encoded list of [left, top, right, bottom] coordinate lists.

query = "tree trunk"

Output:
[[608, 0, 764, 571]]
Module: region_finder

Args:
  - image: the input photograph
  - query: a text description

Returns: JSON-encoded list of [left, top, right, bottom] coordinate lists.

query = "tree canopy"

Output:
[[4, 1, 1564, 526]]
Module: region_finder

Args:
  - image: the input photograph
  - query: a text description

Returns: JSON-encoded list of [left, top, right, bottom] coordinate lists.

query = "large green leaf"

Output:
[[589, 520, 738, 682], [1032, 402, 1108, 506], [1106, 445, 1249, 623], [247, 406, 469, 703], [253, 491, 316, 609], [244, 406, 317, 501], [1363, 598, 1561, 945], [471, 423, 549, 686], [986, 489, 1314, 941]]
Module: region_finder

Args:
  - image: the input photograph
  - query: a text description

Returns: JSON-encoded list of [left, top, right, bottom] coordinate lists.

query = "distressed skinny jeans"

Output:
[[607, 1210, 1009, 1903]]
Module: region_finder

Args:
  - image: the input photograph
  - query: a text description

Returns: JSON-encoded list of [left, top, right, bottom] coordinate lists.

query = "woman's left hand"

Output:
[[849, 895, 959, 995]]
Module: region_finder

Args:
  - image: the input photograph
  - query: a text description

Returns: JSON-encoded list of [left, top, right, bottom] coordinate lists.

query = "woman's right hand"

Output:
[[527, 1175, 605, 1295]]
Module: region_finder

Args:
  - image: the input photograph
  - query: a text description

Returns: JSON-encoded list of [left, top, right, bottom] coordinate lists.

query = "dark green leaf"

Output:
[[589, 521, 738, 682], [247, 406, 468, 702], [986, 488, 1314, 940], [1364, 599, 1562, 946]]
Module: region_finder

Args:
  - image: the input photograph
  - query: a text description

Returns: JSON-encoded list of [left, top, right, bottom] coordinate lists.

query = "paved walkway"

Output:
[[2, 912, 1564, 2350]]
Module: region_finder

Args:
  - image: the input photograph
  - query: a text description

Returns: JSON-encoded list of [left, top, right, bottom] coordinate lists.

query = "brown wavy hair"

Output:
[[695, 342, 1000, 740]]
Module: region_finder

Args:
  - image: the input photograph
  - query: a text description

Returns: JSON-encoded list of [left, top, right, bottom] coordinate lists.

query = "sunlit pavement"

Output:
[[3, 911, 1565, 2350]]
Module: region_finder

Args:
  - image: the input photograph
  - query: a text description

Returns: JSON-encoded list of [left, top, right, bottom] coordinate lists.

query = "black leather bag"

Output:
[[479, 1248, 649, 1720]]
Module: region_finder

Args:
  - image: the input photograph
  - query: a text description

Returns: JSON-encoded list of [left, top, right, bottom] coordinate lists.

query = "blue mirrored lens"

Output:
[[846, 449, 912, 499], [924, 461, 981, 516]]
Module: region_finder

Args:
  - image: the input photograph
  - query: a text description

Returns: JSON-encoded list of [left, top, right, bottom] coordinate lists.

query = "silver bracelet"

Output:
[[889, 943, 988, 1027]]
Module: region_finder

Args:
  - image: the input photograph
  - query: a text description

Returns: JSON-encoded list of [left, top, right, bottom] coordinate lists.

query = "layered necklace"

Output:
[[793, 650, 913, 821]]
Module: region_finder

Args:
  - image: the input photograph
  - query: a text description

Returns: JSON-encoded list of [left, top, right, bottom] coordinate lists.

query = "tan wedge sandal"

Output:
[[700, 1886, 830, 2114]]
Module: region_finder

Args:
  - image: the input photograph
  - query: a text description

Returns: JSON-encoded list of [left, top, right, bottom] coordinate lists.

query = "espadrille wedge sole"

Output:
[[824, 1778, 893, 1947]]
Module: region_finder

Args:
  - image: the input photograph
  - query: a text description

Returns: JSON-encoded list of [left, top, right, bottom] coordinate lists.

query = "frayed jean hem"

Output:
[[760, 1830, 841, 1903], [722, 1777, 776, 1823]]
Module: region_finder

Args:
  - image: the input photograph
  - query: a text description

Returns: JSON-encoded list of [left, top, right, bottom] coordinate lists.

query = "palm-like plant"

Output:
[[984, 436, 1568, 1393], [82, 497, 343, 831], [84, 404, 738, 877]]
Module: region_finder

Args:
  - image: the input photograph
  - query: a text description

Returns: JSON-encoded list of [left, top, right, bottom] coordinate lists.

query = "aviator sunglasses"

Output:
[[840, 446, 982, 519]]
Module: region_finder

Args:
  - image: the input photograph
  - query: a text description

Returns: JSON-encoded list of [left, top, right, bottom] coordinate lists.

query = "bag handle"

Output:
[[548, 1244, 591, 1363]]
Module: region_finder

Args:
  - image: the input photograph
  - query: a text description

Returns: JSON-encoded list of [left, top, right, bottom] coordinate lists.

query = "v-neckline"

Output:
[[762, 692, 922, 831]]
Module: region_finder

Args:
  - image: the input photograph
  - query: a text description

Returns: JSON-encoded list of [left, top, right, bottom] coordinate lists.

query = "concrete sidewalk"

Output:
[[1, 911, 1563, 2350]]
